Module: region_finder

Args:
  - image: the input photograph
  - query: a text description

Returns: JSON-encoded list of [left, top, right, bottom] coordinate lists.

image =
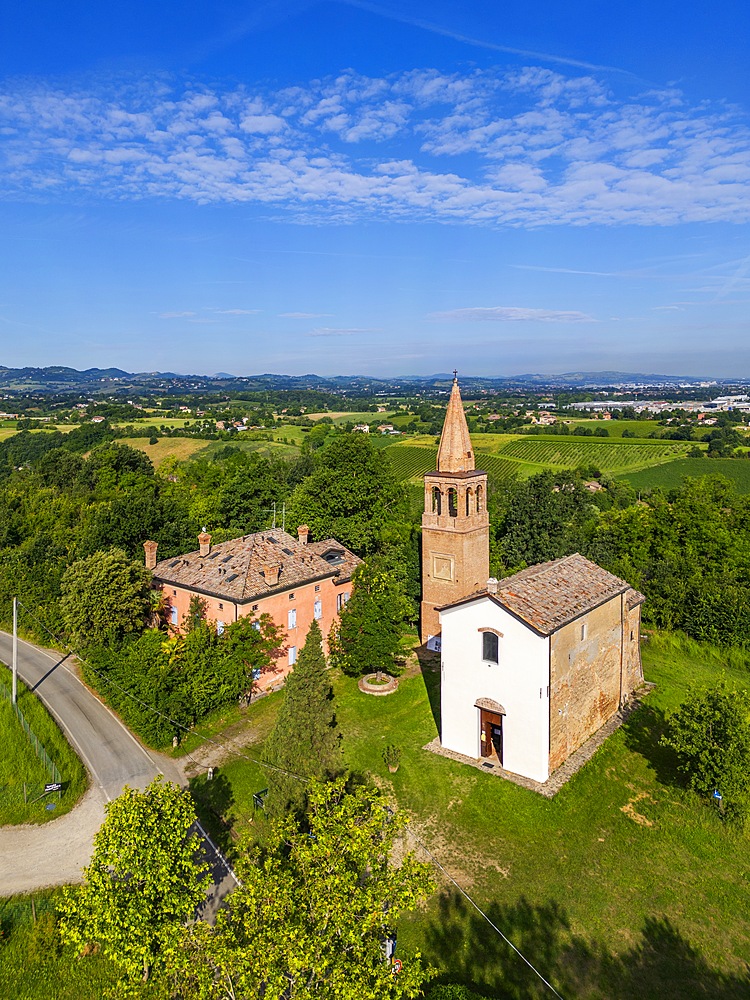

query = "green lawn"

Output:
[[0, 667, 87, 825], [622, 457, 750, 493], [0, 893, 118, 998], [191, 633, 750, 999]]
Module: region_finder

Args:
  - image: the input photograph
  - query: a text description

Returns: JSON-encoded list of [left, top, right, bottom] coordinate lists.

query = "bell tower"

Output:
[[421, 373, 489, 642]]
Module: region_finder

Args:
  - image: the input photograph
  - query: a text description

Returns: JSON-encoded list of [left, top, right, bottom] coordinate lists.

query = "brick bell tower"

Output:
[[421, 373, 489, 643]]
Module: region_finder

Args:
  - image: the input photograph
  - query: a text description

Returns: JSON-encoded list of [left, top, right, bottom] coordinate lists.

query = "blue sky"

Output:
[[1, 1, 749, 378]]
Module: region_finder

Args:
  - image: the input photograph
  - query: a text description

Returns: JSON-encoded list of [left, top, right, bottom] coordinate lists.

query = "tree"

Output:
[[60, 547, 152, 649], [661, 681, 750, 823], [329, 558, 411, 677], [58, 776, 210, 986], [263, 619, 340, 817], [286, 434, 406, 554], [165, 778, 434, 1000]]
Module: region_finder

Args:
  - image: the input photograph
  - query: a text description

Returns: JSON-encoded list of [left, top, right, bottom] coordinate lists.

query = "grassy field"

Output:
[[0, 892, 118, 998], [0, 667, 87, 825], [183, 632, 750, 999], [126, 436, 209, 467], [563, 419, 664, 438], [622, 458, 750, 493]]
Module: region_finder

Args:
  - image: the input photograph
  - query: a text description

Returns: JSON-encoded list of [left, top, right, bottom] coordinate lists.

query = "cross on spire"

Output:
[[453, 369, 458, 382]]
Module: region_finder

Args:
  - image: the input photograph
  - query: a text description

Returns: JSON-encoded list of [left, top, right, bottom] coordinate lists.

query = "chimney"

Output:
[[297, 524, 310, 545], [487, 577, 498, 595], [143, 540, 158, 571], [264, 563, 281, 587], [198, 529, 211, 557]]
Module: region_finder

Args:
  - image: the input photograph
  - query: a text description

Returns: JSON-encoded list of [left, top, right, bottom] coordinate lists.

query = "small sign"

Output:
[[44, 782, 62, 793], [392, 959, 402, 974], [713, 790, 723, 801]]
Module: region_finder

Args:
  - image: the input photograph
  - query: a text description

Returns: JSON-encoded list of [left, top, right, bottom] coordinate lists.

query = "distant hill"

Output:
[[0, 364, 743, 396]]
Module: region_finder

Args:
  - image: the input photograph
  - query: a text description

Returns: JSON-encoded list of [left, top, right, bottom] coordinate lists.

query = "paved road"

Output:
[[0, 631, 237, 906]]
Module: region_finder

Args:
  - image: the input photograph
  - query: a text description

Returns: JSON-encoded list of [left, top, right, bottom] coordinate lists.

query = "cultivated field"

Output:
[[623, 458, 750, 493], [384, 435, 691, 485]]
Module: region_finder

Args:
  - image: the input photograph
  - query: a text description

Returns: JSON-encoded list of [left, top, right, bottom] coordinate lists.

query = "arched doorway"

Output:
[[476, 698, 506, 764]]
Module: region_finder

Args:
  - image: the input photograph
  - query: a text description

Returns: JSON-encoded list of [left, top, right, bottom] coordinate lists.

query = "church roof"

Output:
[[440, 553, 645, 636], [436, 377, 475, 473], [153, 528, 361, 604]]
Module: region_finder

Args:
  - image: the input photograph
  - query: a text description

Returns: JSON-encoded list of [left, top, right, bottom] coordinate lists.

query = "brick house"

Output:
[[144, 526, 360, 691]]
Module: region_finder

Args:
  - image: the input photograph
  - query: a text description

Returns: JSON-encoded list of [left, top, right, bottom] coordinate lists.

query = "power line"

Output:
[[405, 826, 565, 999], [14, 599, 564, 997]]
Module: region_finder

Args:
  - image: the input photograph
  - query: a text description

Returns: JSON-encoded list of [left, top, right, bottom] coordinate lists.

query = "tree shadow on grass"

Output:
[[189, 770, 236, 856], [620, 703, 684, 788], [424, 890, 750, 1000], [415, 644, 442, 734]]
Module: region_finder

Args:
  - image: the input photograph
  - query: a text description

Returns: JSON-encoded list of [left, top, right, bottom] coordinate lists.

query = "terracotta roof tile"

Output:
[[153, 529, 361, 604], [305, 539, 361, 584], [441, 554, 643, 635]]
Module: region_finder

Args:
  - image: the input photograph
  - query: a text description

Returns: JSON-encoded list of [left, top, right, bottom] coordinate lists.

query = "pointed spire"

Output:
[[436, 374, 474, 473]]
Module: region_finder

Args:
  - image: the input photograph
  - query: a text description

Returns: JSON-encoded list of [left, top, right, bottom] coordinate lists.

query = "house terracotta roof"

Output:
[[153, 529, 361, 604], [305, 539, 360, 585], [440, 553, 644, 636]]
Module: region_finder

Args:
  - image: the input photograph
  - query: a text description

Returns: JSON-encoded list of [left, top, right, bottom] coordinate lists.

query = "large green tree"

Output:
[[329, 558, 411, 677], [60, 547, 152, 648], [263, 619, 340, 817], [661, 680, 750, 823], [58, 776, 210, 986], [286, 434, 406, 554], [164, 778, 434, 1000]]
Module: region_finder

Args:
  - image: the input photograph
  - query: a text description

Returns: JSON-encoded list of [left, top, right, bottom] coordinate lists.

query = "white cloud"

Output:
[[430, 306, 596, 322], [212, 308, 261, 315], [307, 327, 378, 336], [1, 67, 749, 227], [158, 310, 196, 318], [279, 311, 333, 318]]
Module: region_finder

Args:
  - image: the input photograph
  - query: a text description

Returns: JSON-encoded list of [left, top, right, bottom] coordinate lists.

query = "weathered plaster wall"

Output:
[[440, 597, 550, 783], [160, 574, 349, 688]]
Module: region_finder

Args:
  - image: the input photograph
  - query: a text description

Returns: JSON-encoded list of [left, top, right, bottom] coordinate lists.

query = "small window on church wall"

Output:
[[465, 488, 473, 516], [476, 485, 484, 512], [483, 632, 499, 663], [448, 488, 458, 517], [581, 623, 587, 641], [432, 486, 442, 515]]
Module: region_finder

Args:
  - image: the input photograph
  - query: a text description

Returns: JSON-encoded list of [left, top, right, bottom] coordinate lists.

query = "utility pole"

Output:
[[12, 596, 18, 705]]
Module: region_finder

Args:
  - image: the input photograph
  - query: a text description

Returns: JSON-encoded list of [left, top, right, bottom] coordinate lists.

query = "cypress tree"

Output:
[[263, 619, 340, 818]]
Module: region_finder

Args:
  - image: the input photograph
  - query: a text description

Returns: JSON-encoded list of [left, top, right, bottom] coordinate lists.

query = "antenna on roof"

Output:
[[272, 503, 277, 529], [282, 502, 286, 534]]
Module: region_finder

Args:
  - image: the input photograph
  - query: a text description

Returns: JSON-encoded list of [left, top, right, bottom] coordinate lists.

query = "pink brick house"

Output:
[[144, 526, 360, 692]]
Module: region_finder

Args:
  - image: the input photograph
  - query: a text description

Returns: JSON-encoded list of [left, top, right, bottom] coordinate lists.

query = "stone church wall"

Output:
[[548, 598, 623, 772]]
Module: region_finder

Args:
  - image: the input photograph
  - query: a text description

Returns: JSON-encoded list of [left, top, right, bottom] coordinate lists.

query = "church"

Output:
[[422, 376, 644, 784]]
